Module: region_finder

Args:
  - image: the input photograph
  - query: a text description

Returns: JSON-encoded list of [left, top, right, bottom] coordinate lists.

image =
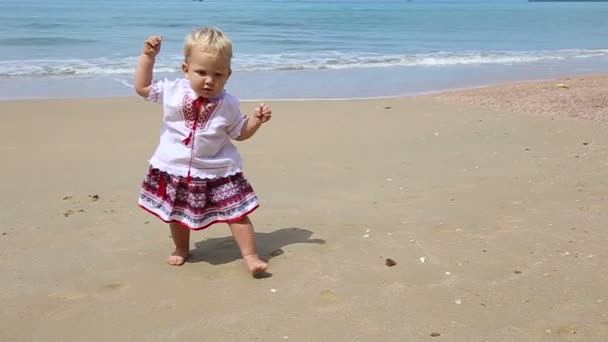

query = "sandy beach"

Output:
[[1, 75, 608, 341]]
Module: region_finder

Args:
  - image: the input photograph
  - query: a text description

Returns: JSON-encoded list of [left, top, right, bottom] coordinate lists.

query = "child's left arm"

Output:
[[236, 103, 272, 141]]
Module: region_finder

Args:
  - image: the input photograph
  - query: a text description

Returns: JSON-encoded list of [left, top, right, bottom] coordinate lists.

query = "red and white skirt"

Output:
[[138, 168, 259, 230]]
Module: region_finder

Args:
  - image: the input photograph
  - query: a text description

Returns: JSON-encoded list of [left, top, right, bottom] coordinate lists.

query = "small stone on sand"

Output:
[[385, 258, 397, 267]]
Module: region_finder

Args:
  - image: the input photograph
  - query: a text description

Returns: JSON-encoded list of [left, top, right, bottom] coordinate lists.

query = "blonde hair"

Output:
[[183, 27, 233, 61]]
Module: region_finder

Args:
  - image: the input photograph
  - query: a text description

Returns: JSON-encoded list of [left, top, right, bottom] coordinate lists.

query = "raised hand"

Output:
[[143, 35, 163, 57], [254, 103, 272, 123]]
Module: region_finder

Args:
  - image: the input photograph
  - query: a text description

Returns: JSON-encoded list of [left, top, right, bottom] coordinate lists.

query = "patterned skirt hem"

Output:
[[138, 202, 259, 230]]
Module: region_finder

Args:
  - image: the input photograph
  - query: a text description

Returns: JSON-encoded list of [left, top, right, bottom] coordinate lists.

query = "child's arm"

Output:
[[236, 103, 272, 141], [134, 36, 162, 98]]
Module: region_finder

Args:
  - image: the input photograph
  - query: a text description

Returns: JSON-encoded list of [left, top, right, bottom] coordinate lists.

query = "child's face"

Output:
[[182, 48, 231, 98]]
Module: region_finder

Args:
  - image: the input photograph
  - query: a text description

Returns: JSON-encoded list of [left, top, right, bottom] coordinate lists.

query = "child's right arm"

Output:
[[134, 36, 162, 98]]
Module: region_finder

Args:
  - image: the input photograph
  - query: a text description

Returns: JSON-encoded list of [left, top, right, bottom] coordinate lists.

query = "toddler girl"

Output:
[[134, 27, 271, 275]]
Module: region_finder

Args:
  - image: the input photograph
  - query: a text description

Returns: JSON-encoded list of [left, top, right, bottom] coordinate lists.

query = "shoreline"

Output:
[[2, 72, 607, 123], [0, 72, 606, 103]]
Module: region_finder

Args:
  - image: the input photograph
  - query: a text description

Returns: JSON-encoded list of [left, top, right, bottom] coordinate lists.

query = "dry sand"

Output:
[[431, 74, 608, 122], [1, 77, 608, 341]]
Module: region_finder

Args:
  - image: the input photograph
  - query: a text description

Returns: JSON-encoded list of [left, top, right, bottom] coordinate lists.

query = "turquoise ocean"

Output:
[[1, 0, 607, 100]]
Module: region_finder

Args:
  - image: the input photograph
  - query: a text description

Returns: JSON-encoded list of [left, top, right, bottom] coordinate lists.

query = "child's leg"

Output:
[[228, 216, 268, 274], [168, 222, 190, 266]]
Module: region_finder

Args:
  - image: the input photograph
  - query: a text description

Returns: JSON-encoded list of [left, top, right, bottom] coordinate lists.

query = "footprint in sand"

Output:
[[156, 299, 177, 311], [45, 291, 90, 321], [314, 289, 342, 308], [357, 318, 383, 336], [63, 209, 87, 217], [550, 324, 581, 336], [48, 290, 88, 301], [101, 282, 128, 291], [61, 194, 101, 217]]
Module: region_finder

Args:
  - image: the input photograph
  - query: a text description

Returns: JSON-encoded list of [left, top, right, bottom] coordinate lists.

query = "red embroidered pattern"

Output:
[[148, 82, 162, 103], [139, 168, 259, 230], [181, 95, 220, 130]]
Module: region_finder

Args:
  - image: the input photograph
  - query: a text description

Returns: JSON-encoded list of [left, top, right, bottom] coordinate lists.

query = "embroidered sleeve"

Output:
[[145, 80, 165, 104], [226, 97, 247, 140]]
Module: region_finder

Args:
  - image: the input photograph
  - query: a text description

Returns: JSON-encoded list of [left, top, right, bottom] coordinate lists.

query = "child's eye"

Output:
[[214, 73, 223, 77], [196, 71, 207, 76]]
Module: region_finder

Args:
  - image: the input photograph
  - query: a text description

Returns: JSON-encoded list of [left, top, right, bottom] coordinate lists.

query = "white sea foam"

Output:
[[1, 49, 607, 77]]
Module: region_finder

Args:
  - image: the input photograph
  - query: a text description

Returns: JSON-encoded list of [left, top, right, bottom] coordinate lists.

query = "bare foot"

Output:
[[243, 254, 268, 275], [167, 248, 189, 266]]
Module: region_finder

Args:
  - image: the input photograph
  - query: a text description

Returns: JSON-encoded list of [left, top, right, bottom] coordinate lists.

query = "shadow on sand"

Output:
[[188, 227, 326, 278]]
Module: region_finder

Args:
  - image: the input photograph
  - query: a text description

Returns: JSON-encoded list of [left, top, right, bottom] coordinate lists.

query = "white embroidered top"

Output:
[[145, 78, 247, 179]]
